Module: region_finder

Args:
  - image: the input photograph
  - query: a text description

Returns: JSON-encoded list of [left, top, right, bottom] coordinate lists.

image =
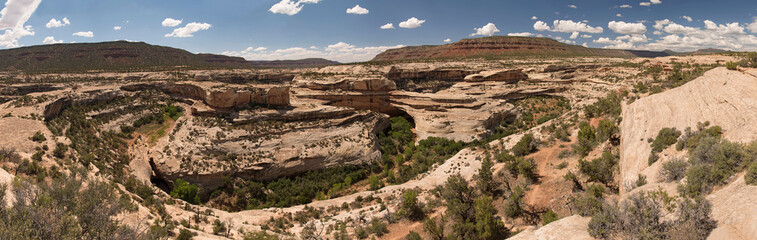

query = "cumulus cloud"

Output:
[[534, 20, 603, 33], [508, 32, 535, 37], [399, 17, 425, 28], [346, 5, 368, 15], [569, 32, 579, 39], [568, 5, 577, 9], [581, 34, 592, 38], [443, 38, 451, 43], [162, 18, 182, 27], [682, 16, 693, 22], [222, 42, 405, 62], [640, 0, 661, 6], [0, 0, 42, 48], [46, 17, 70, 28], [619, 5, 632, 8], [616, 14, 622, 17], [42, 36, 61, 44], [748, 18, 757, 33], [380, 23, 394, 29], [470, 23, 499, 36], [531, 16, 538, 20], [608, 21, 647, 34], [165, 22, 211, 37], [72, 31, 93, 37], [269, 0, 320, 16], [113, 26, 121, 30], [598, 19, 757, 52]]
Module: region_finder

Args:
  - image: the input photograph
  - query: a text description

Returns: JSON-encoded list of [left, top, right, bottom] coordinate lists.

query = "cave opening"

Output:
[[148, 157, 171, 193]]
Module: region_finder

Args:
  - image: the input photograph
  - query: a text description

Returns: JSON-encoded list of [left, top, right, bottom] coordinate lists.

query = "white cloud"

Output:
[[534, 20, 603, 33], [508, 32, 534, 37], [569, 31, 579, 39], [222, 42, 405, 62], [581, 34, 592, 38], [608, 21, 647, 34], [165, 22, 211, 37], [531, 16, 538, 20], [45, 17, 70, 28], [42, 36, 62, 44], [162, 18, 182, 27], [443, 38, 451, 43], [113, 26, 121, 30], [346, 5, 368, 15], [380, 23, 394, 29], [640, 2, 651, 6], [653, 30, 663, 35], [254, 47, 267, 51], [616, 14, 622, 17], [568, 5, 577, 9], [748, 18, 757, 33], [533, 21, 551, 31], [682, 16, 693, 22], [399, 17, 425, 28], [0, 0, 41, 48], [619, 5, 632, 8], [269, 0, 320, 16], [650, 0, 662, 4], [72, 31, 93, 37], [470, 23, 499, 36]]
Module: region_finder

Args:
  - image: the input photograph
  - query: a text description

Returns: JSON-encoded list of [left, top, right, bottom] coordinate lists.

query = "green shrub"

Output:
[[584, 91, 624, 119], [212, 219, 227, 235], [474, 195, 507, 239], [578, 151, 617, 185], [568, 184, 605, 217], [53, 142, 67, 159], [660, 158, 688, 182], [651, 128, 681, 153], [504, 157, 537, 182], [726, 61, 739, 70], [744, 161, 757, 185], [405, 231, 422, 240], [512, 133, 538, 157], [575, 122, 597, 157], [679, 137, 749, 197], [595, 120, 618, 143], [176, 229, 195, 240], [368, 218, 388, 237], [243, 231, 280, 240], [170, 179, 200, 205], [541, 209, 559, 225], [397, 190, 424, 220], [30, 131, 46, 142], [503, 186, 525, 218], [676, 123, 722, 151]]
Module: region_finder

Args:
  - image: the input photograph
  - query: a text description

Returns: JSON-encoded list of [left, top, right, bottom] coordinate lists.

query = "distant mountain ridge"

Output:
[[0, 41, 339, 72], [371, 36, 727, 61]]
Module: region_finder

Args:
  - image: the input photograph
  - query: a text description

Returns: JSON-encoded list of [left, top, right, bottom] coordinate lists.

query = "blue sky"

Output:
[[2, 0, 757, 62]]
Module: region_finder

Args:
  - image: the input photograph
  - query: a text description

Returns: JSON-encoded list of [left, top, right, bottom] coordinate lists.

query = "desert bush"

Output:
[[176, 229, 196, 240], [676, 123, 722, 151], [503, 186, 525, 218], [569, 184, 605, 217], [596, 119, 618, 143], [53, 142, 67, 159], [405, 231, 422, 240], [243, 231, 280, 240], [0, 173, 137, 240], [746, 161, 757, 185], [512, 133, 538, 157], [660, 158, 688, 182], [726, 61, 739, 70], [651, 128, 682, 153], [541, 209, 559, 225], [680, 137, 749, 197], [504, 157, 538, 183], [474, 195, 507, 240], [584, 91, 624, 119], [31, 131, 46, 142], [397, 190, 424, 221], [579, 151, 617, 185], [575, 122, 597, 157], [368, 218, 388, 237]]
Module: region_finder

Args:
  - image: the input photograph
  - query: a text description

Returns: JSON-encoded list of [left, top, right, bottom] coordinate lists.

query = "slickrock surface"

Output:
[[507, 215, 593, 240], [620, 67, 757, 192]]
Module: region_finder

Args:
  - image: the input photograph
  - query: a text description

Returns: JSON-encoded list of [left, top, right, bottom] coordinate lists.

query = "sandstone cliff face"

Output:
[[121, 83, 290, 108], [385, 66, 477, 82], [145, 107, 388, 192], [620, 68, 757, 193], [464, 69, 528, 83]]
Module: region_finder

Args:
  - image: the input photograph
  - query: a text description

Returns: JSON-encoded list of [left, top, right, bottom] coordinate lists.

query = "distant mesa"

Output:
[[371, 36, 728, 62], [0, 41, 339, 72]]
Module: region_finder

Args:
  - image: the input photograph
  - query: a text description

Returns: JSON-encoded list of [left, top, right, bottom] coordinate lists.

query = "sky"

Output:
[[1, 0, 757, 62]]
